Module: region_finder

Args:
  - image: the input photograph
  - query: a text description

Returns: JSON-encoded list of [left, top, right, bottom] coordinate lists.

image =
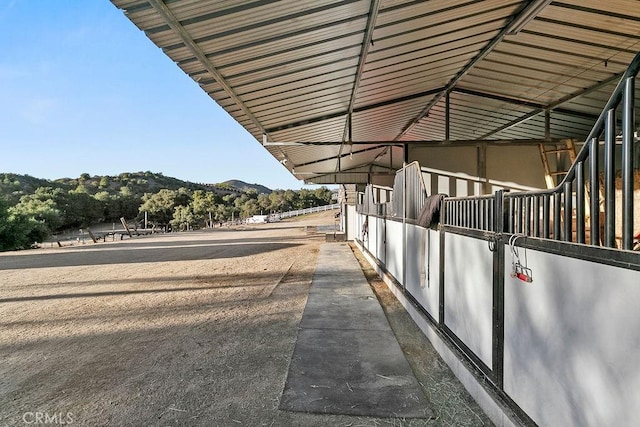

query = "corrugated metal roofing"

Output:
[[111, 0, 640, 184]]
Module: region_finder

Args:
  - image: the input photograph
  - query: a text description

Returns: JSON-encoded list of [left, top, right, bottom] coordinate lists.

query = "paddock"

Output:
[[0, 212, 489, 426]]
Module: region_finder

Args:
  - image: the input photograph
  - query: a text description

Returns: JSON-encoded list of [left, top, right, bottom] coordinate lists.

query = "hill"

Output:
[[0, 171, 247, 204], [0, 171, 335, 251], [220, 180, 272, 194]]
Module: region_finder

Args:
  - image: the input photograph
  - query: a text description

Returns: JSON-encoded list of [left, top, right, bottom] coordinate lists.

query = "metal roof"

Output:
[[111, 0, 640, 184]]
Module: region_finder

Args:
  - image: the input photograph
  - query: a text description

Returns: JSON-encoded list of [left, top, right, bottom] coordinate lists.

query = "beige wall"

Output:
[[408, 144, 547, 191]]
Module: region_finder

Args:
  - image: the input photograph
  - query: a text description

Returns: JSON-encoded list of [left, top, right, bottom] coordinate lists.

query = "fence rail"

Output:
[[275, 203, 340, 220], [443, 195, 496, 232]]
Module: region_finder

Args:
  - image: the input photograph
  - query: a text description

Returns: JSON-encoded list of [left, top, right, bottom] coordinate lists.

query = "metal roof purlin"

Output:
[[478, 71, 625, 139], [394, 0, 554, 141], [146, 0, 268, 138], [336, 0, 382, 174], [342, 0, 381, 141], [266, 87, 443, 134]]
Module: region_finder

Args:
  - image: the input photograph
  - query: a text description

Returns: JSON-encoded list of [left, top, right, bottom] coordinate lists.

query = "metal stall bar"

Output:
[[622, 76, 635, 250], [576, 161, 585, 244], [589, 137, 600, 246], [604, 108, 616, 248]]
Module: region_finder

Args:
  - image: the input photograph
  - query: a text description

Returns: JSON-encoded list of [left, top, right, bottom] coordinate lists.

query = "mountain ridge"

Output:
[[220, 180, 271, 194], [0, 172, 274, 204]]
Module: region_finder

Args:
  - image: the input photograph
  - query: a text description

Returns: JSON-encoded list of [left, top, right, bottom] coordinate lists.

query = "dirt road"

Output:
[[0, 211, 489, 426]]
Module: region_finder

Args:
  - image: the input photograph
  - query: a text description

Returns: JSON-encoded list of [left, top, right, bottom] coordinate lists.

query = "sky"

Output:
[[0, 1, 313, 190]]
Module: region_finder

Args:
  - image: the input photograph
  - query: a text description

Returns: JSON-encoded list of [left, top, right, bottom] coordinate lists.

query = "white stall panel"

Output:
[[346, 204, 357, 241], [405, 225, 440, 320], [444, 233, 493, 367], [504, 249, 640, 427], [385, 220, 404, 284], [367, 215, 376, 258], [376, 218, 386, 265]]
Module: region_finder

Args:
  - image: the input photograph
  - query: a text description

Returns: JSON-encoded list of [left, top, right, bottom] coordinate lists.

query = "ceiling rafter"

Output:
[[478, 71, 625, 139], [296, 145, 392, 169], [146, 0, 269, 138], [394, 0, 554, 141], [266, 87, 443, 135], [453, 88, 598, 120], [336, 0, 383, 173], [145, 0, 295, 173]]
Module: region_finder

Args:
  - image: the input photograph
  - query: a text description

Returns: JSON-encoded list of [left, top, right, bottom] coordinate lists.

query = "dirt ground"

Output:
[[0, 210, 490, 426]]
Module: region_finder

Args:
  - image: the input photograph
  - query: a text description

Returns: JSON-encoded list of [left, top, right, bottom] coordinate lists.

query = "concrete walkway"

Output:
[[280, 243, 432, 418]]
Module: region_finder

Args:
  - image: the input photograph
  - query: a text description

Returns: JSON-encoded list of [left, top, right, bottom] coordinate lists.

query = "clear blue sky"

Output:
[[0, 1, 312, 190]]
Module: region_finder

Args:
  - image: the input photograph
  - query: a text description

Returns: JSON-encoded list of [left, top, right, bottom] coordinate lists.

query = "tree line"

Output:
[[0, 171, 334, 251]]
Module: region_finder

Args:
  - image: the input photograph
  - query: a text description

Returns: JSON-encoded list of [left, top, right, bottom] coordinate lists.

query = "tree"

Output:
[[268, 191, 286, 212], [240, 199, 260, 218], [98, 176, 110, 189], [0, 197, 49, 251], [190, 190, 219, 227], [170, 205, 196, 231], [63, 188, 104, 228], [11, 193, 62, 232], [139, 189, 186, 225]]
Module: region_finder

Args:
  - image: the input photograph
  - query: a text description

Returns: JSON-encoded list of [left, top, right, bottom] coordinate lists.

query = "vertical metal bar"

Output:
[[533, 196, 540, 237], [492, 189, 505, 389], [473, 200, 478, 229], [604, 108, 616, 247], [486, 199, 491, 231], [589, 137, 600, 246], [564, 182, 573, 242], [545, 109, 551, 140], [444, 200, 449, 225], [452, 201, 456, 226], [543, 194, 550, 238], [454, 201, 458, 227], [516, 198, 523, 234], [490, 199, 495, 232], [439, 229, 446, 325], [465, 200, 468, 228], [483, 199, 488, 231], [508, 198, 514, 233], [462, 201, 466, 228], [576, 161, 586, 244], [554, 192, 561, 240], [495, 190, 505, 233], [470, 200, 474, 229], [622, 76, 635, 250], [524, 197, 531, 236]]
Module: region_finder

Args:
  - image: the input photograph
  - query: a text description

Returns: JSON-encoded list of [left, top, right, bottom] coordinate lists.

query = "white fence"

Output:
[[274, 203, 340, 220]]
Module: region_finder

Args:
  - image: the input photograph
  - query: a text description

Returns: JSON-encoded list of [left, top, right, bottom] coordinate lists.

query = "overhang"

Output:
[[111, 0, 640, 184]]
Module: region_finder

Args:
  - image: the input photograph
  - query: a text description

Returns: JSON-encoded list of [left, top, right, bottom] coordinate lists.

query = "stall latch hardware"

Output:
[[509, 235, 533, 283]]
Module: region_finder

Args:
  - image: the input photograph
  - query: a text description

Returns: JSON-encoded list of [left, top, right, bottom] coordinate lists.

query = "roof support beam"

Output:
[[295, 145, 395, 168], [146, 0, 269, 138], [394, 0, 554, 140], [341, 0, 381, 142], [265, 87, 443, 134], [265, 138, 570, 147], [477, 71, 623, 139], [336, 0, 382, 173], [454, 88, 598, 121]]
